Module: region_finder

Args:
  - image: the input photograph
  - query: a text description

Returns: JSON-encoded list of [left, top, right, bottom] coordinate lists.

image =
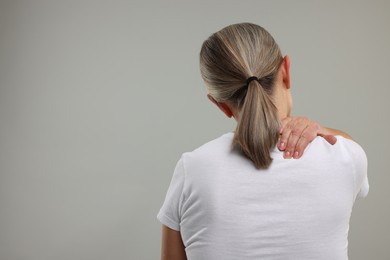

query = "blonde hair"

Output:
[[199, 23, 283, 169]]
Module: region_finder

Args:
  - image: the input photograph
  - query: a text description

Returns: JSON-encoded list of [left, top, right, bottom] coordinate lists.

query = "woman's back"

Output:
[[158, 133, 368, 260]]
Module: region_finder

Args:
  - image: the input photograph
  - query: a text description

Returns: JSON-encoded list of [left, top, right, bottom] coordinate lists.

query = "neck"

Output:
[[273, 82, 292, 121]]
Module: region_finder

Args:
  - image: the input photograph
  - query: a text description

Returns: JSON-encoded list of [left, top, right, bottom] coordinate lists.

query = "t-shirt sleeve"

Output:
[[348, 138, 369, 200], [157, 156, 186, 231]]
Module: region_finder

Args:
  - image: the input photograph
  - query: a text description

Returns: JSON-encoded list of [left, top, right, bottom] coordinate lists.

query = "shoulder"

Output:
[[333, 136, 369, 199], [334, 136, 369, 199], [183, 132, 234, 159], [334, 136, 367, 163], [180, 132, 236, 172], [307, 136, 366, 160]]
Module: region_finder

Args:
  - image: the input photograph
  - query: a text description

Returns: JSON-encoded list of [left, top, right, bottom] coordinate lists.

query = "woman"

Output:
[[158, 23, 368, 259]]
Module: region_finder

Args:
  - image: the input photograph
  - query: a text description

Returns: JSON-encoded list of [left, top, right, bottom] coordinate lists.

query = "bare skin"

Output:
[[161, 225, 187, 260], [161, 55, 353, 259]]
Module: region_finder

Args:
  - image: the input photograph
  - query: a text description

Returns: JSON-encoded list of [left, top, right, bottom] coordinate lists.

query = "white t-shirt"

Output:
[[157, 133, 369, 260]]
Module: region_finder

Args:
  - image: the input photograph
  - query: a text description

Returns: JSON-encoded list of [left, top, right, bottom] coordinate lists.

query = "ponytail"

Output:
[[199, 22, 283, 169], [232, 79, 280, 169]]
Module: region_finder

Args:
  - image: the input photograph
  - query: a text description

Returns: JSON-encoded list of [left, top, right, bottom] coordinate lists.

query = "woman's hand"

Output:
[[278, 117, 340, 159]]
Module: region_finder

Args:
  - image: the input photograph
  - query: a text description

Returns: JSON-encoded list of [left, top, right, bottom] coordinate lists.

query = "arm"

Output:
[[278, 116, 353, 159], [161, 225, 187, 260], [319, 126, 353, 140]]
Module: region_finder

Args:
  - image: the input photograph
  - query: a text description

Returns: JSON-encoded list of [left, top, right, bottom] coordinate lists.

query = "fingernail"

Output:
[[280, 142, 285, 149], [293, 151, 299, 159], [285, 151, 290, 158]]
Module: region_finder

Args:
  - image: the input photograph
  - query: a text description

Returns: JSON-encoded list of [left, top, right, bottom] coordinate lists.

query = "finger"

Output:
[[322, 135, 337, 145], [279, 117, 294, 134], [278, 118, 296, 151], [283, 119, 309, 158], [278, 116, 303, 150], [293, 125, 318, 159]]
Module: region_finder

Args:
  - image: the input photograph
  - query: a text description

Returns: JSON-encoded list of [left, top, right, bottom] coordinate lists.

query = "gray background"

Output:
[[0, 0, 389, 259]]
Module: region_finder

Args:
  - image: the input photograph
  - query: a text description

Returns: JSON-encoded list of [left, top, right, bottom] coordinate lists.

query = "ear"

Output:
[[207, 94, 234, 118], [281, 55, 291, 89]]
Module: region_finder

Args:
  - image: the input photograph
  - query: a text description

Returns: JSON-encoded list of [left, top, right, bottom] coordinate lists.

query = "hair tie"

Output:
[[245, 76, 259, 87]]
